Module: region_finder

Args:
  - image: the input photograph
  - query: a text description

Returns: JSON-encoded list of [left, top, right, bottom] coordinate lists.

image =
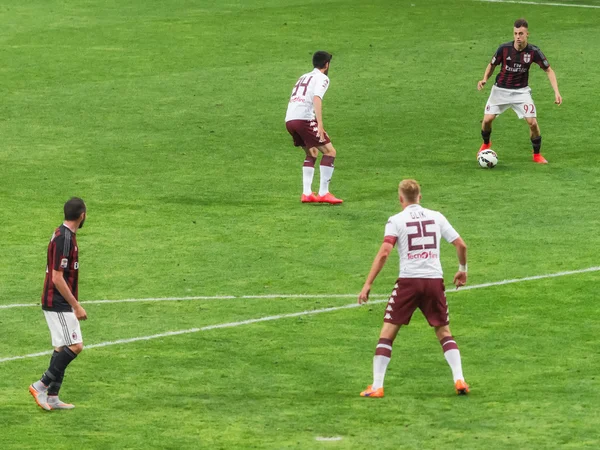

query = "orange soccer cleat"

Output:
[[316, 193, 343, 204], [455, 380, 470, 396], [301, 193, 319, 203], [478, 141, 492, 154], [360, 385, 384, 398], [533, 154, 548, 164]]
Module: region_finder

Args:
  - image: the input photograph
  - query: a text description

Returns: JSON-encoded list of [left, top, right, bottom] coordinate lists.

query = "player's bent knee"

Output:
[[318, 143, 336, 157], [304, 146, 318, 158], [69, 343, 84, 354], [434, 325, 452, 341]]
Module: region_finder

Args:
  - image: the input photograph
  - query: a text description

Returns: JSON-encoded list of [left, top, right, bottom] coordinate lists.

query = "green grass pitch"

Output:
[[1, 0, 600, 448]]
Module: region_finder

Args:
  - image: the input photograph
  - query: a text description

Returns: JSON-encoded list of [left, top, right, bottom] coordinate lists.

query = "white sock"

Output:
[[302, 167, 315, 195], [319, 165, 334, 196], [444, 349, 464, 382], [372, 355, 391, 389]]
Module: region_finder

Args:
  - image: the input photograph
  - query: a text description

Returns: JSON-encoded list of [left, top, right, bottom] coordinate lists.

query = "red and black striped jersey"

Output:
[[41, 224, 79, 312], [491, 42, 550, 89]]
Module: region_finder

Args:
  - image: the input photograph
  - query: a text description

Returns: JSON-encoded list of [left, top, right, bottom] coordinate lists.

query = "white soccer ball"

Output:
[[478, 149, 498, 169]]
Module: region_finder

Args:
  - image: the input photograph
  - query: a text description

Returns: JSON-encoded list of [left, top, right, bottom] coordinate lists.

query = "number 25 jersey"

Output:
[[384, 204, 460, 279]]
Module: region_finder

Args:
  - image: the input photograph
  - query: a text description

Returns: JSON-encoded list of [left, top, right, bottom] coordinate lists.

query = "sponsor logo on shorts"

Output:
[[60, 258, 69, 269], [407, 251, 439, 260], [72, 331, 78, 340]]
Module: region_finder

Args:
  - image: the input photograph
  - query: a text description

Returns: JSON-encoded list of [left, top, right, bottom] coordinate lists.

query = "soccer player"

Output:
[[285, 51, 343, 204], [358, 180, 469, 397], [29, 197, 88, 411], [477, 18, 562, 164]]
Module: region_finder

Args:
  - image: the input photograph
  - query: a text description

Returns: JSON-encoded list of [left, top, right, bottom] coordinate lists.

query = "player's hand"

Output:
[[554, 93, 562, 105], [477, 80, 487, 91], [317, 125, 326, 143], [358, 287, 370, 304], [453, 271, 467, 289], [75, 305, 88, 321]]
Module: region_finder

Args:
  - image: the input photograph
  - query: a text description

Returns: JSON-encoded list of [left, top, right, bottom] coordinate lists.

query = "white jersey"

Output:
[[384, 204, 460, 279], [285, 68, 330, 122]]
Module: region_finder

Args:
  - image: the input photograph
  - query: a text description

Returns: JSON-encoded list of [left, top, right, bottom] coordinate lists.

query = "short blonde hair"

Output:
[[399, 179, 421, 203]]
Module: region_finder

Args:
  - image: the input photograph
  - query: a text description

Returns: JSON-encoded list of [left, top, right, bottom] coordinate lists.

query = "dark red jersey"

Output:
[[41, 224, 79, 312], [491, 42, 550, 89]]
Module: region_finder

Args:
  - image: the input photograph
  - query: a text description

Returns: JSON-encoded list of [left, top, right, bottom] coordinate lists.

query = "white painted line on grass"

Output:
[[1, 266, 598, 310], [316, 436, 343, 441], [0, 266, 598, 364], [479, 0, 600, 8]]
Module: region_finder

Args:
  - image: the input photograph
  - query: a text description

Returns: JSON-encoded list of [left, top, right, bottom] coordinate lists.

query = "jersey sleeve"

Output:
[[52, 233, 71, 271], [313, 75, 330, 99], [533, 47, 550, 69], [383, 218, 399, 246], [490, 46, 503, 66], [438, 214, 460, 244]]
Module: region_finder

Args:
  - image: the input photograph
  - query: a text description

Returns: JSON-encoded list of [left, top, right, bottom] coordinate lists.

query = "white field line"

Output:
[[0, 266, 598, 365], [1, 266, 599, 310], [479, 0, 600, 8]]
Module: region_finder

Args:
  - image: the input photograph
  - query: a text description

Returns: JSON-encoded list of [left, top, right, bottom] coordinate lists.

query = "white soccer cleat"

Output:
[[47, 396, 75, 410], [29, 384, 51, 411]]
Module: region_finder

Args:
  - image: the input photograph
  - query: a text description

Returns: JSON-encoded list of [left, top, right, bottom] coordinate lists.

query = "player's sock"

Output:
[[302, 156, 316, 196], [531, 136, 542, 154], [372, 338, 393, 389], [41, 347, 77, 386], [440, 336, 464, 383], [47, 369, 65, 396], [38, 350, 60, 387], [318, 155, 335, 196], [481, 129, 491, 145]]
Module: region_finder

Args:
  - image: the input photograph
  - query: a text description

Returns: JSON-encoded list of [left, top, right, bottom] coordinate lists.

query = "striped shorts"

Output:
[[43, 310, 83, 348]]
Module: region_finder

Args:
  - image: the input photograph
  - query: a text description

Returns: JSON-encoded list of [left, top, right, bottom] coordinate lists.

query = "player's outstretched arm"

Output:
[[545, 68, 562, 105], [477, 64, 495, 91], [451, 237, 468, 289], [52, 270, 87, 320], [358, 242, 394, 304]]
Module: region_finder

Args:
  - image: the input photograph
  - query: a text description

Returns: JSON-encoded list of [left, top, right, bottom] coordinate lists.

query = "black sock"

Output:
[[41, 347, 77, 387], [531, 136, 542, 154], [47, 371, 64, 396], [481, 130, 491, 145], [40, 350, 60, 386]]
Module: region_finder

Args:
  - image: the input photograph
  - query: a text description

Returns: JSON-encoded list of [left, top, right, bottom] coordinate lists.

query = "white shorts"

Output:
[[44, 310, 83, 348], [484, 85, 537, 119]]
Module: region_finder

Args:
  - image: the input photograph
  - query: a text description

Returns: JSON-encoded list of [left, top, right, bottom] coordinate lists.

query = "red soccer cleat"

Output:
[[478, 141, 492, 155], [455, 379, 470, 396], [533, 154, 548, 164], [316, 193, 343, 204], [360, 385, 384, 398], [301, 193, 319, 203]]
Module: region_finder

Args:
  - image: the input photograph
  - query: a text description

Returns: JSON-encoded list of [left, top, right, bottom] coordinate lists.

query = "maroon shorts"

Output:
[[286, 119, 331, 149], [383, 278, 449, 327]]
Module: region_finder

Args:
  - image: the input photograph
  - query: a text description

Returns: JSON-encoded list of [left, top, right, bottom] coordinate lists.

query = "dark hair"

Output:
[[514, 18, 528, 29], [64, 197, 86, 220], [312, 51, 332, 69]]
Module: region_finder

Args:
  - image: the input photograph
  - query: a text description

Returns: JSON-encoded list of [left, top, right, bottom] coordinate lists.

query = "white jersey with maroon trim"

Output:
[[285, 68, 330, 122], [384, 204, 460, 279]]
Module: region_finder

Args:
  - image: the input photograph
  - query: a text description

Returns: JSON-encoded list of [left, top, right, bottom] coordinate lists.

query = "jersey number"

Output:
[[406, 220, 437, 251], [524, 104, 535, 113], [291, 76, 313, 96]]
